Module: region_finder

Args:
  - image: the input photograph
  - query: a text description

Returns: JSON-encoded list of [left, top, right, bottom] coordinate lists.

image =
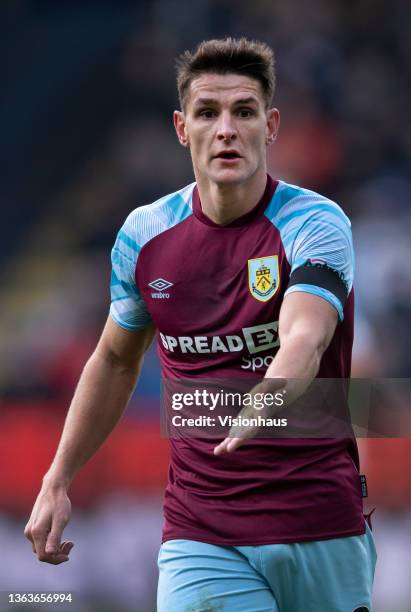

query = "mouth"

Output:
[[213, 150, 242, 160]]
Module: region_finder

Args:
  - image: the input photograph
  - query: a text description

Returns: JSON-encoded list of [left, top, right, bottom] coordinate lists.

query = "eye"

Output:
[[238, 108, 254, 118], [199, 109, 216, 119]]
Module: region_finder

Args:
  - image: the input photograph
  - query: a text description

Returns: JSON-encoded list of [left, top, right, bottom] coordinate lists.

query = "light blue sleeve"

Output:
[[267, 184, 354, 321], [284, 207, 354, 321], [109, 212, 152, 331]]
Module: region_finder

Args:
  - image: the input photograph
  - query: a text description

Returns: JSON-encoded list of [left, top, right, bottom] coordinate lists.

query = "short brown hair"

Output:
[[176, 37, 275, 111]]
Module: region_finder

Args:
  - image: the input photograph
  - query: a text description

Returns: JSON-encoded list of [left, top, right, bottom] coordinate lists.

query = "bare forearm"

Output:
[[263, 332, 325, 402], [266, 331, 323, 378], [25, 319, 154, 564], [44, 351, 140, 488]]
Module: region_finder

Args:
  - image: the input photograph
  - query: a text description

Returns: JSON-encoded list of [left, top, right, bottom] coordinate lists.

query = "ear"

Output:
[[174, 110, 189, 147], [266, 108, 280, 146]]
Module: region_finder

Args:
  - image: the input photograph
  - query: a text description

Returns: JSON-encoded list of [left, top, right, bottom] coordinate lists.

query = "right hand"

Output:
[[24, 484, 74, 565]]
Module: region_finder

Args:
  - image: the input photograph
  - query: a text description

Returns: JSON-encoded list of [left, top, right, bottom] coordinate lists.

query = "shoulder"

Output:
[[121, 182, 195, 249], [265, 180, 351, 232]]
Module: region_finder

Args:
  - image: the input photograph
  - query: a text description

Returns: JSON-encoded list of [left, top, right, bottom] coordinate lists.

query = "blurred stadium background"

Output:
[[1, 1, 410, 611]]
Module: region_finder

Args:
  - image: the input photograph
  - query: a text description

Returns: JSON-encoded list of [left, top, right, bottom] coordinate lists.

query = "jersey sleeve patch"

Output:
[[287, 262, 348, 306]]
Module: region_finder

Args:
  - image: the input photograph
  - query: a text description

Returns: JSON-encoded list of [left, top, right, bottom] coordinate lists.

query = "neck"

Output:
[[195, 169, 268, 225]]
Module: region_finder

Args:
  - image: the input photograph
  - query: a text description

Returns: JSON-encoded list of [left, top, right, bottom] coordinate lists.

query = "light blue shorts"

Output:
[[157, 525, 377, 612]]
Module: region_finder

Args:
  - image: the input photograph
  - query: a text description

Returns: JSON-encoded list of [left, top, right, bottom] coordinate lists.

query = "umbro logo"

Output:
[[148, 278, 173, 291], [148, 278, 173, 299]]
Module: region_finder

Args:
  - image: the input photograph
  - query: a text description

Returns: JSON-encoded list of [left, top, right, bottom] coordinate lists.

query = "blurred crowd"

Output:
[[1, 0, 410, 400]]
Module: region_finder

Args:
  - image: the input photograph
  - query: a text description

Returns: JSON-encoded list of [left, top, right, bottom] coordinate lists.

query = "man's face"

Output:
[[174, 73, 279, 186]]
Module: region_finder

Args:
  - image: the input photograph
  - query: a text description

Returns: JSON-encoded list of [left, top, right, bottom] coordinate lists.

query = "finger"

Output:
[[224, 437, 246, 453], [31, 527, 48, 561], [214, 436, 242, 455], [38, 542, 72, 565], [215, 434, 251, 455], [24, 524, 34, 546], [214, 437, 231, 455], [214, 418, 260, 454], [24, 526, 37, 553], [45, 521, 65, 555], [60, 541, 74, 556], [39, 553, 70, 565]]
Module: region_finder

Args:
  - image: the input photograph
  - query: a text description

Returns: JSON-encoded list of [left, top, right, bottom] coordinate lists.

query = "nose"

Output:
[[216, 111, 237, 142]]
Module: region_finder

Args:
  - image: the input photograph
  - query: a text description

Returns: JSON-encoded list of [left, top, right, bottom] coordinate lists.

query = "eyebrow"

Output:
[[232, 97, 259, 106], [193, 96, 259, 108]]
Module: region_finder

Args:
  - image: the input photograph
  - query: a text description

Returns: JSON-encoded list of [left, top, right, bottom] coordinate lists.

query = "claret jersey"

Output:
[[110, 176, 364, 545]]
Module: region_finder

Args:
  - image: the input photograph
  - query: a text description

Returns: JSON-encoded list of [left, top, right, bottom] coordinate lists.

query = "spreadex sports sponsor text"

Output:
[[159, 321, 280, 371]]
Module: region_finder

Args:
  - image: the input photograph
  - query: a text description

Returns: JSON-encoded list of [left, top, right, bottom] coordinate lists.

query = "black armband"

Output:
[[288, 261, 349, 307]]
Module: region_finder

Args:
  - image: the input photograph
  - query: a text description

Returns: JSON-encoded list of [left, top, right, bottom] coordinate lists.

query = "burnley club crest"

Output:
[[248, 255, 279, 302]]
